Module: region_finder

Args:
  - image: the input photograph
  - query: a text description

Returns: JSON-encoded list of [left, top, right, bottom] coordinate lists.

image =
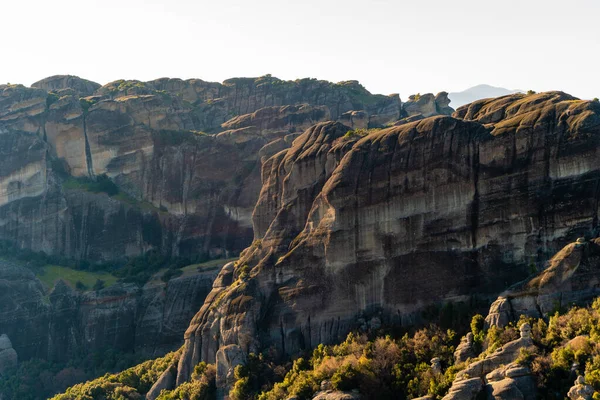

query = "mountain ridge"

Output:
[[448, 84, 523, 108]]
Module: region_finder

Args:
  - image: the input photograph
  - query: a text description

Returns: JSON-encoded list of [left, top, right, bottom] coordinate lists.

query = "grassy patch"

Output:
[[63, 174, 119, 196], [180, 257, 238, 274], [148, 257, 237, 284], [36, 265, 118, 291]]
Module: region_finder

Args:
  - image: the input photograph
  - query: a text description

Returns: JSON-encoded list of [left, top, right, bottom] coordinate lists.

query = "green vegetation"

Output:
[[79, 97, 97, 113], [154, 129, 207, 146], [48, 351, 217, 400], [0, 236, 234, 288], [62, 174, 165, 213], [156, 362, 216, 400], [36, 265, 118, 291], [249, 299, 600, 399], [175, 257, 237, 277], [241, 327, 458, 400], [0, 349, 149, 400], [344, 128, 380, 139], [46, 92, 60, 109], [527, 90, 537, 95], [50, 350, 181, 400], [51, 298, 600, 400], [593, 98, 599, 103], [63, 174, 120, 196]]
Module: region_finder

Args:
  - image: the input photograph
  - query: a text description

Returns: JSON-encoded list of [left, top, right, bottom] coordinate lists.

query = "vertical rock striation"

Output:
[[173, 92, 600, 389]]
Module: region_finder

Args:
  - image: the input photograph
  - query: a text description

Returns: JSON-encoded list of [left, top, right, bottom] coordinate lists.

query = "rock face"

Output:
[[486, 238, 600, 328], [172, 92, 600, 389], [403, 92, 454, 118], [0, 260, 219, 363], [0, 335, 17, 375], [0, 76, 406, 264], [31, 75, 101, 97], [454, 332, 476, 363]]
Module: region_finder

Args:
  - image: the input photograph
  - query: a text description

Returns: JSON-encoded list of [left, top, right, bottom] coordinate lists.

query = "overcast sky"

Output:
[[2, 0, 598, 99]]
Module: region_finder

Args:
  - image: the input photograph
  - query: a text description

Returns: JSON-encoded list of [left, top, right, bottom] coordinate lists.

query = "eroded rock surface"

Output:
[[0, 260, 219, 363], [0, 75, 409, 264], [0, 335, 17, 375], [173, 92, 600, 390], [486, 238, 600, 329]]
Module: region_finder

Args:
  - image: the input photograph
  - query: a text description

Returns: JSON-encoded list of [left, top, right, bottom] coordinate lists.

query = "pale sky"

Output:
[[1, 0, 598, 99]]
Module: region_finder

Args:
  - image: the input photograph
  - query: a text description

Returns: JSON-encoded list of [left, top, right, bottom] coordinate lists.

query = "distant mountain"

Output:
[[448, 84, 523, 108]]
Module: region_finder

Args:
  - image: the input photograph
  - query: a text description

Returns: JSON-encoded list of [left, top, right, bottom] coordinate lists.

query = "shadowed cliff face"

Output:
[[173, 92, 600, 389], [0, 260, 219, 363]]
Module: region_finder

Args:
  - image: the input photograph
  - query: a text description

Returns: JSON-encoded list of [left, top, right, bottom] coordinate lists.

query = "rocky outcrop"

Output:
[[443, 324, 537, 400], [0, 259, 220, 363], [403, 92, 454, 118], [0, 335, 17, 375], [568, 376, 595, 400], [220, 104, 330, 137], [485, 363, 537, 400], [171, 92, 600, 390], [312, 390, 361, 400], [31, 75, 101, 97], [486, 238, 600, 328], [454, 333, 477, 363], [147, 355, 181, 400]]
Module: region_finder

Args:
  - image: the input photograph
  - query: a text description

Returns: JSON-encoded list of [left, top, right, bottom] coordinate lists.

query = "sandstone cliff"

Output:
[[0, 76, 411, 263], [171, 92, 600, 390], [0, 75, 460, 374]]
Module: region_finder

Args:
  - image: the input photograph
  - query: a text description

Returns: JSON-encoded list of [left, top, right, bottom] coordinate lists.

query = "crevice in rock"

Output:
[[82, 112, 95, 179], [470, 141, 480, 249]]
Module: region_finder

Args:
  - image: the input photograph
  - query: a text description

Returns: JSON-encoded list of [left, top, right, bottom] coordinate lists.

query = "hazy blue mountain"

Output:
[[448, 84, 523, 108]]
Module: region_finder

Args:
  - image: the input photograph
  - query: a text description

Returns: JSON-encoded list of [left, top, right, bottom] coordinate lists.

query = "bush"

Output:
[[331, 363, 360, 391], [161, 269, 183, 282], [46, 93, 60, 108], [75, 281, 87, 291], [93, 279, 105, 291]]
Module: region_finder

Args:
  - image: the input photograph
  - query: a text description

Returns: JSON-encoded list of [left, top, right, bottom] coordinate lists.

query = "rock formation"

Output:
[[168, 91, 600, 392], [443, 324, 537, 400], [454, 332, 476, 363], [31, 75, 101, 97], [403, 92, 453, 118], [0, 76, 407, 265], [0, 335, 17, 375], [486, 238, 600, 329], [0, 260, 219, 363], [568, 376, 595, 400]]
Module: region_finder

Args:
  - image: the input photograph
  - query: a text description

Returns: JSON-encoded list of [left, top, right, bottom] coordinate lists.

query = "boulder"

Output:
[[146, 360, 178, 400], [312, 390, 361, 400], [485, 363, 536, 400], [442, 377, 484, 400], [454, 333, 477, 363], [215, 344, 246, 389], [567, 376, 595, 400]]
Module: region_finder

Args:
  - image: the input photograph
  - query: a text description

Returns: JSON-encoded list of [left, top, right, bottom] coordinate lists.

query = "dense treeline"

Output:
[[51, 299, 600, 400], [0, 239, 218, 286], [0, 349, 145, 400]]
